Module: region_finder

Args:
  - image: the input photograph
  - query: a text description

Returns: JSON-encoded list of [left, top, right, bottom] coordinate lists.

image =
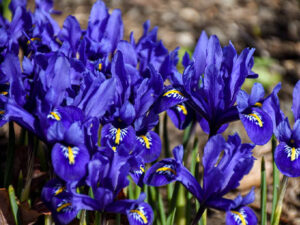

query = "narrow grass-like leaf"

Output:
[[94, 212, 101, 225], [116, 214, 121, 225], [16, 171, 23, 199], [21, 133, 36, 202], [4, 122, 15, 187], [271, 136, 279, 223], [163, 113, 170, 158], [8, 185, 19, 225], [44, 215, 53, 225], [79, 210, 87, 225], [1, 0, 12, 21], [176, 185, 186, 225], [167, 208, 176, 225], [271, 176, 288, 225], [158, 187, 167, 225], [128, 177, 135, 200], [186, 137, 199, 224], [200, 210, 207, 225], [260, 157, 267, 225]]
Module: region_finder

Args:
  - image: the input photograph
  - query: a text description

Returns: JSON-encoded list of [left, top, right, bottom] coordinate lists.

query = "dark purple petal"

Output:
[[144, 159, 179, 186], [127, 202, 153, 225], [226, 206, 258, 225], [152, 86, 187, 114], [52, 143, 89, 181], [206, 197, 233, 211], [136, 131, 161, 163], [177, 166, 203, 201], [240, 108, 273, 145], [202, 135, 225, 172], [249, 83, 265, 106], [173, 145, 184, 162], [101, 124, 136, 150], [262, 83, 284, 132], [58, 15, 82, 53], [274, 142, 300, 177], [193, 31, 208, 75], [237, 90, 250, 112], [292, 80, 300, 121], [274, 118, 292, 143], [167, 102, 194, 130], [51, 193, 79, 225]]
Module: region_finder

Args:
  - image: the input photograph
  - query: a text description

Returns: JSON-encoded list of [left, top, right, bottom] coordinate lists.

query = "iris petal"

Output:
[[240, 108, 273, 145], [52, 143, 89, 181], [274, 142, 300, 177], [127, 202, 153, 225], [226, 206, 258, 225], [136, 131, 161, 163]]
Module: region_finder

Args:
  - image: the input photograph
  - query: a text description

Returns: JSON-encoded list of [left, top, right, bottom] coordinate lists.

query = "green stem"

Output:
[[44, 215, 53, 225], [271, 176, 288, 225], [260, 157, 267, 225], [191, 204, 206, 225], [4, 122, 15, 187], [271, 136, 279, 223]]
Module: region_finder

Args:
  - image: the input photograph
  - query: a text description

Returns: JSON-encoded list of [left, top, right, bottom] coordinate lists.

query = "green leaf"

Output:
[[271, 136, 279, 223], [8, 185, 19, 225], [167, 208, 176, 225], [4, 122, 15, 187], [260, 157, 267, 225]]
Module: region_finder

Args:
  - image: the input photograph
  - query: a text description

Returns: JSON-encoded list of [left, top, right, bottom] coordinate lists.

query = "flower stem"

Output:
[[191, 204, 206, 225], [271, 176, 288, 225]]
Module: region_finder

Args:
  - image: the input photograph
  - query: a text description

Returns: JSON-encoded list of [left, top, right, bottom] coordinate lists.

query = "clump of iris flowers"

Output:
[[0, 0, 296, 225]]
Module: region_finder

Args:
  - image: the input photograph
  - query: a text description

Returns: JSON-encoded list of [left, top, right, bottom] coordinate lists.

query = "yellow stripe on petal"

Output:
[[156, 167, 176, 175], [55, 187, 65, 196], [130, 209, 148, 224], [231, 211, 247, 225], [27, 37, 41, 45], [56, 203, 71, 212], [68, 146, 75, 165], [140, 135, 150, 149], [291, 147, 296, 161], [255, 102, 262, 107], [177, 104, 188, 115], [112, 146, 117, 152], [163, 90, 184, 97], [249, 113, 263, 127], [115, 128, 121, 144], [0, 110, 5, 115], [140, 166, 145, 173], [98, 63, 102, 71], [0, 91, 8, 95], [50, 111, 61, 121]]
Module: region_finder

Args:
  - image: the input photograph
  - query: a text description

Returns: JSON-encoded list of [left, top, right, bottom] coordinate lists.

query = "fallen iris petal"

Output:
[[51, 143, 89, 181]]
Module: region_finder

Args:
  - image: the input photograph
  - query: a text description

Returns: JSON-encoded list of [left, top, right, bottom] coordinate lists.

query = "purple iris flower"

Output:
[[226, 189, 258, 225], [145, 134, 257, 224], [274, 81, 300, 177], [236, 83, 280, 145], [167, 32, 273, 143]]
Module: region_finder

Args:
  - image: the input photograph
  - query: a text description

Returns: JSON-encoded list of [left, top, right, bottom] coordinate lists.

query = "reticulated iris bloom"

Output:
[[274, 80, 300, 177], [144, 134, 257, 224], [237, 83, 278, 145], [168, 32, 274, 143]]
